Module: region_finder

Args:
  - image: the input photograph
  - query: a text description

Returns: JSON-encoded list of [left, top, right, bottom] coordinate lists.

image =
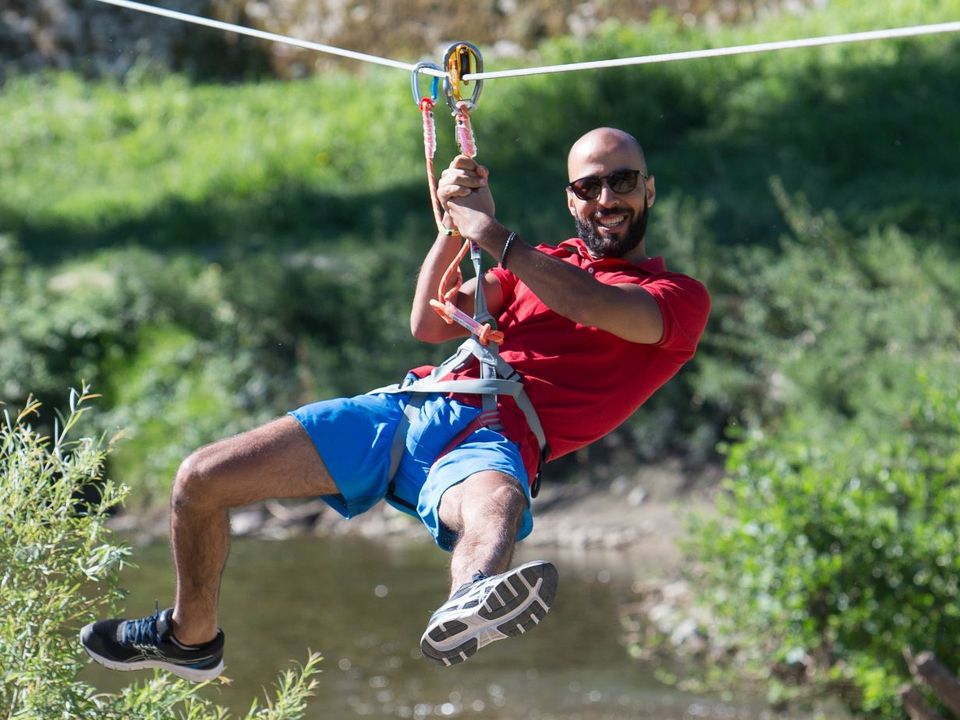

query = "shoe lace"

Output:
[[122, 603, 163, 647]]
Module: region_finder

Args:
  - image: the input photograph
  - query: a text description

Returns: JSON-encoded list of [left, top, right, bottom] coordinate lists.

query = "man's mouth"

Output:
[[594, 212, 630, 231]]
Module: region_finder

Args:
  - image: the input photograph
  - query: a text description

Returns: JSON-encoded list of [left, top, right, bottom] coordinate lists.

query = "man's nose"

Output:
[[597, 182, 619, 205]]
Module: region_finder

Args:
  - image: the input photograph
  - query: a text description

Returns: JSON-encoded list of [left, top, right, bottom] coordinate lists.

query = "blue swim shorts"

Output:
[[288, 389, 532, 551]]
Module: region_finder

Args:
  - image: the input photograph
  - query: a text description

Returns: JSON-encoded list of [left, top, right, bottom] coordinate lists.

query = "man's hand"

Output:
[[438, 155, 511, 257], [438, 155, 495, 225]]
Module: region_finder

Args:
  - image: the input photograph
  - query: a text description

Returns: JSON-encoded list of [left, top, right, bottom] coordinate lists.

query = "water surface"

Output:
[[82, 534, 840, 719]]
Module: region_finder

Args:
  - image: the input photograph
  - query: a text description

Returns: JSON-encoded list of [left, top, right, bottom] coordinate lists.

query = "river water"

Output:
[[82, 534, 840, 719]]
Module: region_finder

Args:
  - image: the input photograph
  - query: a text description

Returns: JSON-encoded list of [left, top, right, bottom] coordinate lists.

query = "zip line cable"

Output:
[[461, 21, 960, 80], [90, 0, 446, 75], [93, 0, 959, 81]]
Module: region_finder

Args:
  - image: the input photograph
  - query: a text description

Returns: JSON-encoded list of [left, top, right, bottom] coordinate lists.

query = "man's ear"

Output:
[[566, 190, 578, 217], [646, 175, 657, 208]]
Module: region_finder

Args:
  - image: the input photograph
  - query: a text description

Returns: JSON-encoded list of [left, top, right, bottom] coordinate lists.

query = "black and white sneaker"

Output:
[[421, 560, 558, 667], [80, 606, 224, 682]]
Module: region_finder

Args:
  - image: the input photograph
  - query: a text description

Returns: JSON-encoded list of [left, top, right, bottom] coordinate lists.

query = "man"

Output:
[[81, 127, 710, 680]]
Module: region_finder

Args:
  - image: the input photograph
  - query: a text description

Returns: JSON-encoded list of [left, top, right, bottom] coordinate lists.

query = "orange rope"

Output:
[[418, 93, 502, 345], [420, 98, 447, 233]]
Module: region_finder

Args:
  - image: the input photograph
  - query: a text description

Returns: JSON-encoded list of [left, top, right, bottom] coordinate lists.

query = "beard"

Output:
[[575, 195, 649, 259]]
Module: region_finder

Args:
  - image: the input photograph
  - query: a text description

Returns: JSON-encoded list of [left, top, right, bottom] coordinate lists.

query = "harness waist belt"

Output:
[[370, 337, 549, 498]]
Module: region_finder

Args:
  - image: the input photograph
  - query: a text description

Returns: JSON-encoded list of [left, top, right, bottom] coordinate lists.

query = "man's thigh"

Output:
[[182, 415, 339, 508]]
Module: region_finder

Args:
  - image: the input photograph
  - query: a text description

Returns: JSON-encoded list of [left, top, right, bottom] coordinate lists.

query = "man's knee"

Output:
[[489, 481, 527, 514], [171, 446, 224, 513], [468, 478, 527, 533]]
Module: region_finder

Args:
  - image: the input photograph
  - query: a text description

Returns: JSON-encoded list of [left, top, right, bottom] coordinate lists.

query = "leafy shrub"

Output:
[[687, 364, 960, 717], [0, 387, 322, 718], [691, 183, 960, 431], [682, 190, 960, 716]]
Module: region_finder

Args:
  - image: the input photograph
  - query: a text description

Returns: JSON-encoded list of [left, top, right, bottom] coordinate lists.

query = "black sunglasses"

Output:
[[567, 169, 647, 201]]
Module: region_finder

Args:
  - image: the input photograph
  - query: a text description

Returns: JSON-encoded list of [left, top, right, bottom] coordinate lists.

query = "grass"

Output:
[[3, 0, 959, 262]]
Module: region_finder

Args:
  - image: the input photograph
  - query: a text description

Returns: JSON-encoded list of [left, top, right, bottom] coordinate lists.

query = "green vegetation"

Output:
[[2, 0, 959, 715], [4, 0, 958, 478], [0, 387, 322, 717], [688, 375, 960, 717], [683, 200, 960, 717]]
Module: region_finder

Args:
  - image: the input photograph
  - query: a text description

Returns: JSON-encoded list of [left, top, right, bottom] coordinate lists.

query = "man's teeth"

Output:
[[597, 214, 627, 228]]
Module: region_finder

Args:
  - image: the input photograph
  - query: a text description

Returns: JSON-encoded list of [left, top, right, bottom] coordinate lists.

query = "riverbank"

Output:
[[110, 457, 724, 659], [112, 459, 723, 573]]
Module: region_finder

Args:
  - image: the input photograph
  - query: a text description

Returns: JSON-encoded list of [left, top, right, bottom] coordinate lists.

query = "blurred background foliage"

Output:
[[2, 0, 959, 715]]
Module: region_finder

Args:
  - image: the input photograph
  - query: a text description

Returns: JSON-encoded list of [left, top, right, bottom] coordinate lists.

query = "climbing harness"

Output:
[[373, 43, 548, 504]]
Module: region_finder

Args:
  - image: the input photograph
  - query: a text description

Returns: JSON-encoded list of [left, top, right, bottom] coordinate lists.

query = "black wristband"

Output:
[[500, 231, 519, 269]]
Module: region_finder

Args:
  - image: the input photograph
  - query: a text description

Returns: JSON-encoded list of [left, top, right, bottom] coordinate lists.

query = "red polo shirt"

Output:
[[413, 238, 711, 484]]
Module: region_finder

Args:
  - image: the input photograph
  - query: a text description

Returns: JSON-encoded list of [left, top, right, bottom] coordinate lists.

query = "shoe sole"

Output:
[[81, 639, 224, 683], [421, 560, 559, 667]]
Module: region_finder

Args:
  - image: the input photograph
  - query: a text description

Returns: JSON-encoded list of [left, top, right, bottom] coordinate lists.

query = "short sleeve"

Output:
[[488, 265, 519, 300], [642, 274, 711, 353]]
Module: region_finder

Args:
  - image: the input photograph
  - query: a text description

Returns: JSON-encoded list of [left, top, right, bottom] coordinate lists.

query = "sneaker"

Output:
[[421, 560, 558, 666], [80, 606, 224, 682]]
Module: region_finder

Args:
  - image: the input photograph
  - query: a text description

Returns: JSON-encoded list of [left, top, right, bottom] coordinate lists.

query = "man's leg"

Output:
[[170, 415, 338, 644], [420, 470, 558, 666], [81, 415, 338, 679], [438, 470, 527, 593]]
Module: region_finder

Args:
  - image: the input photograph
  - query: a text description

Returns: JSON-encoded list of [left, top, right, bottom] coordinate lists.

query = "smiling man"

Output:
[[81, 127, 710, 679], [567, 129, 653, 258]]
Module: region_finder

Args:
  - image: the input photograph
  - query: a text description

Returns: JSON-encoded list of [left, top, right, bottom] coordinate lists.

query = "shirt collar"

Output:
[[558, 238, 666, 274]]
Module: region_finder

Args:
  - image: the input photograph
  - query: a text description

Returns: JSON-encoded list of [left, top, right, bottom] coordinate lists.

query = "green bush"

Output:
[[0, 387, 321, 718], [681, 190, 960, 716], [687, 367, 960, 717], [691, 184, 960, 432]]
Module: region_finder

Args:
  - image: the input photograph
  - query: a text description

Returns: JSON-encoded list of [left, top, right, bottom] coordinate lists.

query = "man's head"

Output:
[[566, 127, 656, 260]]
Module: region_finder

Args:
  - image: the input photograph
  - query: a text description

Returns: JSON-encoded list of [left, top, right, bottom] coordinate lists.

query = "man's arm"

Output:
[[409, 231, 505, 344], [494, 227, 663, 344], [410, 156, 505, 344], [445, 176, 664, 344]]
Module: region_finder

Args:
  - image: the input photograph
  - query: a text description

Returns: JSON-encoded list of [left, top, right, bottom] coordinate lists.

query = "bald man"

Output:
[[81, 127, 711, 678]]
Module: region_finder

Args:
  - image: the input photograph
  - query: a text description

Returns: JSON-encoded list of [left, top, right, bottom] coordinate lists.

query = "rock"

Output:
[[669, 617, 702, 647], [230, 505, 268, 536], [627, 486, 647, 506], [1, 0, 268, 82]]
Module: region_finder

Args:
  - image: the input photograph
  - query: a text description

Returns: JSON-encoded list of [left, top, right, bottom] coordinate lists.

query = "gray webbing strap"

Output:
[[371, 353, 548, 462], [386, 377, 524, 397], [386, 393, 424, 486], [470, 242, 493, 325], [469, 243, 501, 425]]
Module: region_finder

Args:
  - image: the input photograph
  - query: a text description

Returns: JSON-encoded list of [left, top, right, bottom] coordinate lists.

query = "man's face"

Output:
[[573, 188, 649, 259], [566, 133, 655, 259]]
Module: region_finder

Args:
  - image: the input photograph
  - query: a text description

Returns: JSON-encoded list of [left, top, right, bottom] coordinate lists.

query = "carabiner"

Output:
[[441, 41, 483, 114], [410, 61, 441, 107]]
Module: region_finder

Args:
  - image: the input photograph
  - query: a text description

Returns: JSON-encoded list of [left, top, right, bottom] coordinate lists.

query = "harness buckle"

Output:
[[531, 445, 549, 498]]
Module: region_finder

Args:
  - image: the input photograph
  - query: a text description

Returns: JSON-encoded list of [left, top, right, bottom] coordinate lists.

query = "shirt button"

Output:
[[588, 267, 595, 274]]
